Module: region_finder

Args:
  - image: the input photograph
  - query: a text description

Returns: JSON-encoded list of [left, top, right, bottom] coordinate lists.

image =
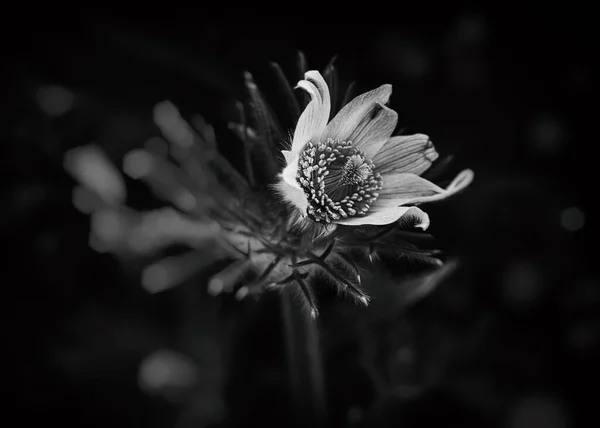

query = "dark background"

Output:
[[7, 7, 597, 428]]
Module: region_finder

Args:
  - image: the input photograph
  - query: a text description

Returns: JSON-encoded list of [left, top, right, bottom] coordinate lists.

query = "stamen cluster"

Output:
[[296, 139, 383, 223]]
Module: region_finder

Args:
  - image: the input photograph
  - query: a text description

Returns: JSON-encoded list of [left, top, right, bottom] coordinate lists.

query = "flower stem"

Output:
[[280, 287, 327, 427]]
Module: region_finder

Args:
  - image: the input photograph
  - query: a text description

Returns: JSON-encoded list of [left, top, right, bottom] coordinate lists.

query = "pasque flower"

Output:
[[277, 71, 473, 227], [65, 54, 473, 316]]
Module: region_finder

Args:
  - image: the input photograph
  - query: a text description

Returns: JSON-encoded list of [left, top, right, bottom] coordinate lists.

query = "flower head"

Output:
[[278, 71, 473, 227], [65, 53, 473, 317]]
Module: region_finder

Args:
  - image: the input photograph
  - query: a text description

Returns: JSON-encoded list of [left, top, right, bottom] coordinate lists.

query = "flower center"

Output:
[[296, 138, 383, 223], [341, 155, 372, 185]]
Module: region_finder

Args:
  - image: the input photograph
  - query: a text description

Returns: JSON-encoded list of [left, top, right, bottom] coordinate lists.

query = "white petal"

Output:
[[321, 84, 397, 158], [281, 149, 294, 164], [291, 71, 331, 152], [335, 206, 430, 228], [334, 169, 473, 227], [444, 169, 474, 193], [274, 176, 309, 214], [280, 151, 300, 188], [377, 169, 474, 207], [372, 134, 439, 175]]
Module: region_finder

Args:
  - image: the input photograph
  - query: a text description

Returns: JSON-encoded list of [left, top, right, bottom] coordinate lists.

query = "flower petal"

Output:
[[372, 133, 439, 175], [335, 169, 473, 227], [275, 174, 308, 214], [321, 84, 396, 159], [281, 149, 294, 164], [377, 169, 474, 207], [291, 71, 331, 152], [444, 169, 474, 193], [280, 151, 300, 188], [351, 103, 399, 159], [335, 206, 430, 228]]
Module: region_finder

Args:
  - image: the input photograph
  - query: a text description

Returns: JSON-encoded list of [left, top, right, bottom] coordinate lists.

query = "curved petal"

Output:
[[372, 134, 439, 175], [444, 169, 474, 193], [291, 71, 331, 152], [377, 169, 474, 207], [321, 84, 396, 158], [335, 206, 430, 228]]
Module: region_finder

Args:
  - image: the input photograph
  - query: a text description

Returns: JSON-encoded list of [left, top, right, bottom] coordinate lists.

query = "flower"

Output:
[[277, 70, 473, 227], [65, 53, 471, 317]]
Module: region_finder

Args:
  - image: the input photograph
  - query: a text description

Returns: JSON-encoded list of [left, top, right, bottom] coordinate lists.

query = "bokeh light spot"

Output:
[[501, 260, 544, 308], [508, 394, 569, 428], [36, 84, 74, 117], [528, 115, 566, 155], [123, 149, 155, 179], [64, 145, 126, 206], [138, 349, 198, 399], [560, 207, 585, 232]]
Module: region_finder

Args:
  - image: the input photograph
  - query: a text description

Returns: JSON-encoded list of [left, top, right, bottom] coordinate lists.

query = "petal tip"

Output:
[[380, 84, 393, 102], [423, 138, 439, 162], [403, 206, 431, 230], [291, 70, 331, 151], [450, 169, 475, 191], [304, 70, 324, 80]]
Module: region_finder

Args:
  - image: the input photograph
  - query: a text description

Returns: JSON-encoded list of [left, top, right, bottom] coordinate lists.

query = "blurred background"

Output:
[[6, 6, 597, 428]]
